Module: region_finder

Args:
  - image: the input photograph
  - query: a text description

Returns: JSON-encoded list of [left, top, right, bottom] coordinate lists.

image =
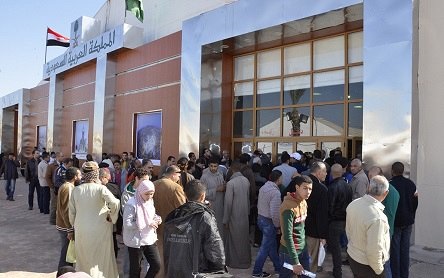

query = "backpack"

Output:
[[54, 165, 67, 194]]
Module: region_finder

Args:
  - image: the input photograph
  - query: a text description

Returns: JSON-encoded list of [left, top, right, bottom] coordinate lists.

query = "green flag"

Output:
[[126, 0, 144, 22]]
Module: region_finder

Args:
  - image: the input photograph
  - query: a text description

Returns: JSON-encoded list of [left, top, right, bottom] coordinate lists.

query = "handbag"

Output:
[[191, 218, 233, 278], [66, 240, 76, 263]]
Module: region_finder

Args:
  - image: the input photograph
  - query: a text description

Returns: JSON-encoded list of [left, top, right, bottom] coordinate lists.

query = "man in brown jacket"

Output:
[[153, 165, 186, 277], [56, 167, 82, 268], [45, 152, 64, 225]]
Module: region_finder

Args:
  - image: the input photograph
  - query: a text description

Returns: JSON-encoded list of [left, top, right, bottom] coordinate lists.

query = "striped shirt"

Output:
[[257, 180, 282, 227]]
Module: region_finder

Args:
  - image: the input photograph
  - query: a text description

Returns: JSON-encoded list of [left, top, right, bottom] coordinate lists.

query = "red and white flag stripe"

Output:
[[46, 27, 70, 47]]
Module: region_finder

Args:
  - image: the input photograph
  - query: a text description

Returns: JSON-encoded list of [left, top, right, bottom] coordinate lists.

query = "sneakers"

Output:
[[252, 272, 271, 278]]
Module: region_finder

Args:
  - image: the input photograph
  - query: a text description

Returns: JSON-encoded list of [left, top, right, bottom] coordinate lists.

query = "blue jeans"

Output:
[[279, 248, 310, 278], [253, 216, 281, 274], [5, 179, 16, 199], [391, 225, 412, 278]]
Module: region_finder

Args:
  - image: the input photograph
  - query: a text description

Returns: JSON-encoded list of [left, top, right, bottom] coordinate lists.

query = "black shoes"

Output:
[[28, 207, 33, 210], [252, 272, 271, 278]]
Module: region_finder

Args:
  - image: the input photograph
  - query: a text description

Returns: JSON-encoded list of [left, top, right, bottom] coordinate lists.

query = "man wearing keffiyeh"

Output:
[[68, 161, 120, 278]]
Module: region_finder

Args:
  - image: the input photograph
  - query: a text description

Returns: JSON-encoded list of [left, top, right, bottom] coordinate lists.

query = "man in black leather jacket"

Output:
[[163, 179, 226, 278], [327, 163, 353, 278], [25, 150, 41, 210]]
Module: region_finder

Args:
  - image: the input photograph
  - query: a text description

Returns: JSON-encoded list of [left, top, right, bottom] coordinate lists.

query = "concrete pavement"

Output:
[[0, 177, 443, 277]]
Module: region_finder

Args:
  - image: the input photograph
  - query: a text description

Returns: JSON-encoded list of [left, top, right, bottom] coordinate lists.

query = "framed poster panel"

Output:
[[134, 111, 162, 165], [37, 125, 47, 152], [72, 120, 89, 160]]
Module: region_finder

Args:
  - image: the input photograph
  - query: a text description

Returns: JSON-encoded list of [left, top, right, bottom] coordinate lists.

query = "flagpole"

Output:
[[124, 0, 127, 24], [44, 27, 48, 64]]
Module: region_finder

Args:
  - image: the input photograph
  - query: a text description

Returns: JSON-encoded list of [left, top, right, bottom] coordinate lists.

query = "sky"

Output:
[[0, 1, 106, 97]]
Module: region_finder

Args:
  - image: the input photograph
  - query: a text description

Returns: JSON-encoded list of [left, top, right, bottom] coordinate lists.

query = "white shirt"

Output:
[[273, 163, 298, 188], [346, 194, 390, 275], [38, 160, 49, 187]]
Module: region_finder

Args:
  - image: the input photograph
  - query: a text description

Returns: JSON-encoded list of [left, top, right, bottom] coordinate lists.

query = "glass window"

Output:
[[257, 49, 281, 78], [234, 82, 253, 109], [234, 55, 254, 81], [348, 31, 363, 63], [313, 70, 345, 102], [283, 106, 311, 137], [234, 142, 253, 158], [284, 43, 310, 74], [297, 142, 316, 153], [313, 104, 344, 136], [233, 111, 253, 138], [348, 102, 363, 137], [321, 142, 342, 156], [277, 142, 294, 162], [349, 66, 363, 100], [284, 75, 310, 105], [257, 109, 281, 137], [314, 35, 344, 70], [257, 142, 273, 158], [257, 79, 281, 107]]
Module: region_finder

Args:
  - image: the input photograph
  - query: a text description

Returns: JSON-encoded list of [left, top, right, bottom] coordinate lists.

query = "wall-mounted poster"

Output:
[[37, 125, 47, 152], [135, 111, 162, 165], [73, 120, 89, 160]]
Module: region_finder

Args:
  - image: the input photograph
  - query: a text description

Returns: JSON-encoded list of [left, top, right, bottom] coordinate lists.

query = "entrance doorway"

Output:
[[233, 137, 361, 164]]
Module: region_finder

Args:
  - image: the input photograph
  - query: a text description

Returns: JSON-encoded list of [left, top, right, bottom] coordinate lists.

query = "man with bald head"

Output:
[[305, 161, 329, 272], [368, 166, 399, 278], [346, 175, 390, 277], [327, 164, 352, 278], [349, 158, 369, 200]]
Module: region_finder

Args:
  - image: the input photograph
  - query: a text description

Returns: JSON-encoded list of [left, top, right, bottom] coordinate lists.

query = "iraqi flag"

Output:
[[46, 27, 70, 47]]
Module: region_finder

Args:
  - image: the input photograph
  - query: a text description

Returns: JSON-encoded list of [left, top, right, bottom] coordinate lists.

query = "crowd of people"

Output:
[[0, 147, 418, 278]]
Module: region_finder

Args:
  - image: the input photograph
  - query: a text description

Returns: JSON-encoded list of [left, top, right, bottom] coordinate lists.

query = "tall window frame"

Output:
[[232, 30, 363, 158]]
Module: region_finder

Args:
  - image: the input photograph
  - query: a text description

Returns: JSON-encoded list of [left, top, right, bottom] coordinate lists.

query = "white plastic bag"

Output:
[[317, 241, 326, 267]]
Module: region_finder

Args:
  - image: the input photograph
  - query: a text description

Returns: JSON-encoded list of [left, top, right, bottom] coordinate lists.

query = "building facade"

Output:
[[0, 0, 442, 248]]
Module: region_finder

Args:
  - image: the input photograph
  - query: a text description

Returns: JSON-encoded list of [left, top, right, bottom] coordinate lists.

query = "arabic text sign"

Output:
[[43, 27, 124, 78]]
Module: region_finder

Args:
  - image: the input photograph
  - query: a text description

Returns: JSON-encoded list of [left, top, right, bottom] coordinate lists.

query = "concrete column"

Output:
[[92, 54, 116, 162], [47, 76, 64, 152]]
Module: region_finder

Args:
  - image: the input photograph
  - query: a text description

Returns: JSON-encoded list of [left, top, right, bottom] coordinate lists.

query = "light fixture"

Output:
[[299, 114, 309, 124], [285, 112, 309, 124], [285, 112, 292, 122]]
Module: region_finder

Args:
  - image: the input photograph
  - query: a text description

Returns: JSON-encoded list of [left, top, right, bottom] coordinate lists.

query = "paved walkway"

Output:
[[0, 177, 443, 277]]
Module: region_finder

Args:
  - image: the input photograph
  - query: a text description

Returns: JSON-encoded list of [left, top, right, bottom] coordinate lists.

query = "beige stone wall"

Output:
[[414, 0, 444, 249]]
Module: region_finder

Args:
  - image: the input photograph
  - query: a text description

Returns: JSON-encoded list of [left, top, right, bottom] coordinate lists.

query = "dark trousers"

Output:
[[58, 230, 73, 269], [279, 247, 310, 278], [50, 188, 57, 224], [40, 186, 50, 214], [128, 244, 161, 278], [28, 179, 41, 209], [329, 221, 346, 278], [391, 225, 412, 278], [113, 232, 119, 258], [349, 256, 385, 278]]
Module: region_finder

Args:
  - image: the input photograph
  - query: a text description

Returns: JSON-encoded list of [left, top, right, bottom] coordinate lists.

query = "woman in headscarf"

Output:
[[123, 179, 162, 278]]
